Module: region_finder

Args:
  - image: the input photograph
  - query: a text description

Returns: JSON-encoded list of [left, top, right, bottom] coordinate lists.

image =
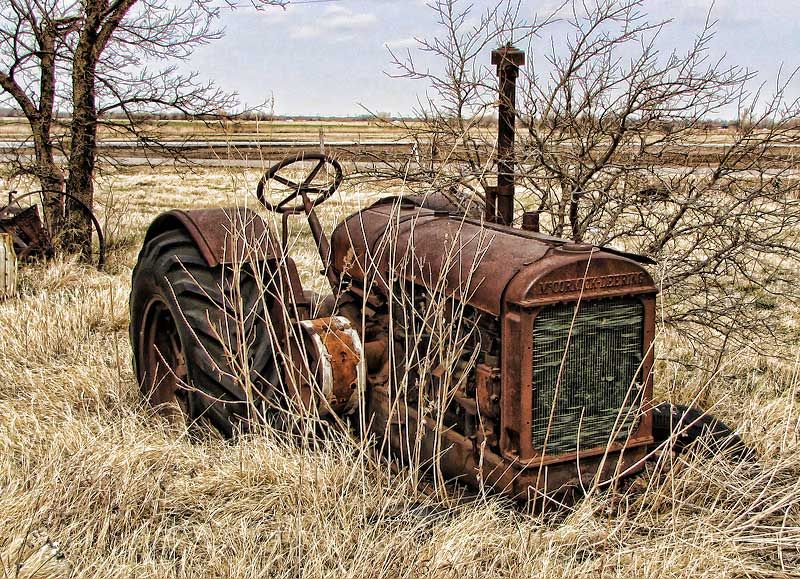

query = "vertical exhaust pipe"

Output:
[[489, 44, 525, 226]]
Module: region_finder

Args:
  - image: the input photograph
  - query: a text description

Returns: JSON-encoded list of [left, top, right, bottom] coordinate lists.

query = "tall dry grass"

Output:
[[1, 165, 799, 578]]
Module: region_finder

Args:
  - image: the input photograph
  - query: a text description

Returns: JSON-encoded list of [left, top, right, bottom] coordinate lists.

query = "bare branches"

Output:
[[0, 0, 286, 254], [375, 0, 800, 361]]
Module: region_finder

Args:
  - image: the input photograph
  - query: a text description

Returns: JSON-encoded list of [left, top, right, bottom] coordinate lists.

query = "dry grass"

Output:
[[0, 118, 420, 143], [3, 116, 782, 146], [1, 165, 800, 578]]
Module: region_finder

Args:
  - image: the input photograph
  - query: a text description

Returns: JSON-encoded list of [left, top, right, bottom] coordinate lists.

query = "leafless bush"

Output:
[[374, 0, 800, 361]]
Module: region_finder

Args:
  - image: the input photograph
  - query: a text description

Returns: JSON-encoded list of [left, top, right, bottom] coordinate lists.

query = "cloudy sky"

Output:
[[186, 0, 799, 117]]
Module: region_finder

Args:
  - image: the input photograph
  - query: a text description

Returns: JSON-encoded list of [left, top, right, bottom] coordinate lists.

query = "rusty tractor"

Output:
[[129, 47, 746, 502]]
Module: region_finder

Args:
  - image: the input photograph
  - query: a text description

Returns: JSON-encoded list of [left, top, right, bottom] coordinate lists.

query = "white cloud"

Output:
[[386, 37, 418, 50], [277, 4, 377, 41]]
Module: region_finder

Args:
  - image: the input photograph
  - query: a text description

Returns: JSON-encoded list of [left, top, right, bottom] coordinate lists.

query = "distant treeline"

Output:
[[0, 107, 418, 123]]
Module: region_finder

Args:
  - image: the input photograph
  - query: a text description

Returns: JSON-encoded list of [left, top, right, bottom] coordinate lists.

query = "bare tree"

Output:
[[0, 1, 77, 224], [379, 0, 800, 359], [370, 0, 549, 201], [0, 0, 286, 255]]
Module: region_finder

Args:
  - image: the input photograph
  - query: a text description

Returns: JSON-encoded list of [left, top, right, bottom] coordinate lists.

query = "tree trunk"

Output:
[[36, 153, 65, 235], [64, 10, 101, 259], [27, 116, 64, 232], [0, 23, 64, 235], [35, 25, 65, 233], [64, 76, 96, 258]]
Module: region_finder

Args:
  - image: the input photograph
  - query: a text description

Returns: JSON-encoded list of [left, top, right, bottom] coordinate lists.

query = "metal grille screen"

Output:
[[532, 297, 644, 455]]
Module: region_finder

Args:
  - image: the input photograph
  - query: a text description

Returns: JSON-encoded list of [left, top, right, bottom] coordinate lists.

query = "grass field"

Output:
[[1, 164, 800, 577], [1, 116, 787, 146], [0, 117, 421, 143]]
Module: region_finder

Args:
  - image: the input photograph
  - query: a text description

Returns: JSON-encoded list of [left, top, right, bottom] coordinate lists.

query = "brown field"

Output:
[[5, 117, 800, 170], [2, 115, 793, 145], [1, 162, 799, 577], [0, 117, 420, 142]]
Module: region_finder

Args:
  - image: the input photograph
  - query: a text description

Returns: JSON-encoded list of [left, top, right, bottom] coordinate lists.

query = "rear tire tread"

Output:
[[130, 226, 277, 435]]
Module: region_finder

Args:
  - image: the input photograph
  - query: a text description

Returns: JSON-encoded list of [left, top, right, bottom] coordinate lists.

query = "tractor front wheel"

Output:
[[651, 403, 752, 461]]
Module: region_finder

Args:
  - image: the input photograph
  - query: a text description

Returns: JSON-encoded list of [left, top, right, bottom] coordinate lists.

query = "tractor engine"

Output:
[[328, 198, 657, 498]]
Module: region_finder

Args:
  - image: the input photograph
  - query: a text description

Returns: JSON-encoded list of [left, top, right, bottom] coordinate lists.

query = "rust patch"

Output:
[[301, 316, 364, 415]]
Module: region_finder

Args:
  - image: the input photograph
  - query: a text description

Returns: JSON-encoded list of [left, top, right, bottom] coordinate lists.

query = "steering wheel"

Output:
[[256, 153, 344, 214]]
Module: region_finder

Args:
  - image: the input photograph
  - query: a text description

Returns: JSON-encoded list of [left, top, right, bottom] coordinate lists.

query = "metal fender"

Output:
[[142, 207, 275, 267]]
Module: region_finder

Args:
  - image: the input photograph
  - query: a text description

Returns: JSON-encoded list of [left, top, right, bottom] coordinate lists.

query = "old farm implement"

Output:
[[128, 47, 745, 501], [0, 189, 106, 269]]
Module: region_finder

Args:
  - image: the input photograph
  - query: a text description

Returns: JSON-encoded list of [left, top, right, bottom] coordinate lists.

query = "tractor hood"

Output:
[[330, 197, 657, 316]]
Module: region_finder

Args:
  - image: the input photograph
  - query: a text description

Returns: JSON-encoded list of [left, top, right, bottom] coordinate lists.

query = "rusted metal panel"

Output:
[[0, 233, 17, 300], [476, 363, 501, 418], [0, 205, 53, 261], [330, 199, 430, 285], [381, 214, 545, 314], [332, 201, 554, 316], [144, 207, 275, 268], [503, 247, 657, 307], [142, 207, 311, 317], [1, 190, 106, 268], [331, 200, 656, 317], [522, 211, 540, 232]]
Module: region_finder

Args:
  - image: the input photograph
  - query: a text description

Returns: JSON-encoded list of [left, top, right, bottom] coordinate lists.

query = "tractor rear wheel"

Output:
[[129, 227, 277, 436]]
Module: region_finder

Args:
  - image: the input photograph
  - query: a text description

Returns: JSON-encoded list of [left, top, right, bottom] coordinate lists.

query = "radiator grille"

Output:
[[532, 298, 644, 455]]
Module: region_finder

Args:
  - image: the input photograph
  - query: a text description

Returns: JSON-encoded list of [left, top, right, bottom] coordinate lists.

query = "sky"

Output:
[[185, 0, 800, 117]]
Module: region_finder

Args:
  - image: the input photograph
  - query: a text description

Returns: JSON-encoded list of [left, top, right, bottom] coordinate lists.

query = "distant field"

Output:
[[4, 117, 800, 169], [0, 117, 422, 142], [2, 115, 790, 144]]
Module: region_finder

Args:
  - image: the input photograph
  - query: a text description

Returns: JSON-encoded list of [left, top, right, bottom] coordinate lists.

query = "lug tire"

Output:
[[130, 227, 277, 436]]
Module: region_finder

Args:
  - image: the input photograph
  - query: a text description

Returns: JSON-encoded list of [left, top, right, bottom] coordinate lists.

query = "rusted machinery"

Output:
[[0, 190, 106, 268], [129, 47, 744, 501]]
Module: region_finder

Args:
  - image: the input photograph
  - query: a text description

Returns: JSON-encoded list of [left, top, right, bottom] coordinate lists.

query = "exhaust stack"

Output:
[[489, 44, 525, 226]]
